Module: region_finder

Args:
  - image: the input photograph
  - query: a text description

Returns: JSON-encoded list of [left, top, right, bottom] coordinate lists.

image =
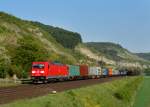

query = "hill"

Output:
[[75, 42, 149, 69], [31, 22, 82, 49], [0, 12, 149, 78], [0, 12, 85, 78], [85, 42, 143, 62], [136, 53, 150, 61]]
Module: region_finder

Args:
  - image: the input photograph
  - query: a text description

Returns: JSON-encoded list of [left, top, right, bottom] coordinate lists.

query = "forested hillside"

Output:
[[31, 22, 82, 49], [85, 42, 145, 62], [136, 53, 150, 61]]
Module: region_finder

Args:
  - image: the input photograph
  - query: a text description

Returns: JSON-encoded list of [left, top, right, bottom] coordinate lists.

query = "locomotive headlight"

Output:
[[32, 71, 36, 73], [40, 71, 44, 73]]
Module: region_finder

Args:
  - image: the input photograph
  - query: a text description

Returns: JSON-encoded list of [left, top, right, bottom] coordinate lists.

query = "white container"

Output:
[[88, 67, 102, 76], [112, 70, 120, 76]]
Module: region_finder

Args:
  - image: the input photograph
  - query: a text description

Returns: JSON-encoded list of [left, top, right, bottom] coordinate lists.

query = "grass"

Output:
[[1, 76, 143, 107], [133, 76, 150, 107], [0, 79, 20, 87]]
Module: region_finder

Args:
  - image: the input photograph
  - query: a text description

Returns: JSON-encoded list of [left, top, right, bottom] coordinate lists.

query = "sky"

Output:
[[0, 0, 150, 53]]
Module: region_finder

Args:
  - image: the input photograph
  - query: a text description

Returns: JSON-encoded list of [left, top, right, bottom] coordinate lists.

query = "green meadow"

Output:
[[133, 76, 150, 107], [1, 77, 142, 107]]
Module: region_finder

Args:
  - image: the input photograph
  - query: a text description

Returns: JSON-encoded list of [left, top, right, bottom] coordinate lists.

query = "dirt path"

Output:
[[133, 76, 150, 107], [0, 76, 123, 105]]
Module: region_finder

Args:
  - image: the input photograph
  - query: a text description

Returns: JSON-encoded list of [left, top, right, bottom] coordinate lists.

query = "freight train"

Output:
[[31, 61, 127, 83]]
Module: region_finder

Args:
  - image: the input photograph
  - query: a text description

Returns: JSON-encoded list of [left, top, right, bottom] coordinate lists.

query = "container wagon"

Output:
[[31, 62, 69, 83], [119, 70, 127, 76], [88, 67, 102, 78], [108, 68, 113, 77], [79, 65, 88, 79], [112, 70, 120, 76], [68, 65, 80, 80], [102, 69, 108, 77]]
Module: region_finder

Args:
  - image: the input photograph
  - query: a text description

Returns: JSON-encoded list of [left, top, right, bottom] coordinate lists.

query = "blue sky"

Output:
[[0, 0, 150, 52]]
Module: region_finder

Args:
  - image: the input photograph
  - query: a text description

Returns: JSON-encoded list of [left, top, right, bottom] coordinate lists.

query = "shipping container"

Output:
[[89, 67, 102, 76], [119, 70, 127, 76], [108, 68, 113, 76], [112, 70, 120, 76], [68, 65, 80, 77], [102, 69, 108, 77], [79, 65, 88, 77]]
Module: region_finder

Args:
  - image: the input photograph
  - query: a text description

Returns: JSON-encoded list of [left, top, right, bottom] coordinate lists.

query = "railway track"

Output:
[[0, 76, 123, 105]]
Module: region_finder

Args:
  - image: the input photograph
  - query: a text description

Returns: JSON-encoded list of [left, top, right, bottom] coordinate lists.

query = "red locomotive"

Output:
[[31, 62, 69, 83]]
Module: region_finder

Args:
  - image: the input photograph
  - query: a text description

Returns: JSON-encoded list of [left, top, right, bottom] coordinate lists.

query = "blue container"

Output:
[[102, 69, 108, 76]]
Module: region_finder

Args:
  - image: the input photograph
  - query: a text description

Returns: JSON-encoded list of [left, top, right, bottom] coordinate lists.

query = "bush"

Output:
[[0, 66, 7, 78], [144, 68, 150, 76], [11, 36, 49, 78], [0, 58, 11, 78]]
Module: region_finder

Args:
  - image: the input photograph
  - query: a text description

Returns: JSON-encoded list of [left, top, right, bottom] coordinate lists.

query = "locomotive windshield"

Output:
[[32, 64, 45, 69]]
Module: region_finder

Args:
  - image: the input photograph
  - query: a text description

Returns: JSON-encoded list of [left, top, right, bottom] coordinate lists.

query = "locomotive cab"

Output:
[[31, 62, 49, 82]]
